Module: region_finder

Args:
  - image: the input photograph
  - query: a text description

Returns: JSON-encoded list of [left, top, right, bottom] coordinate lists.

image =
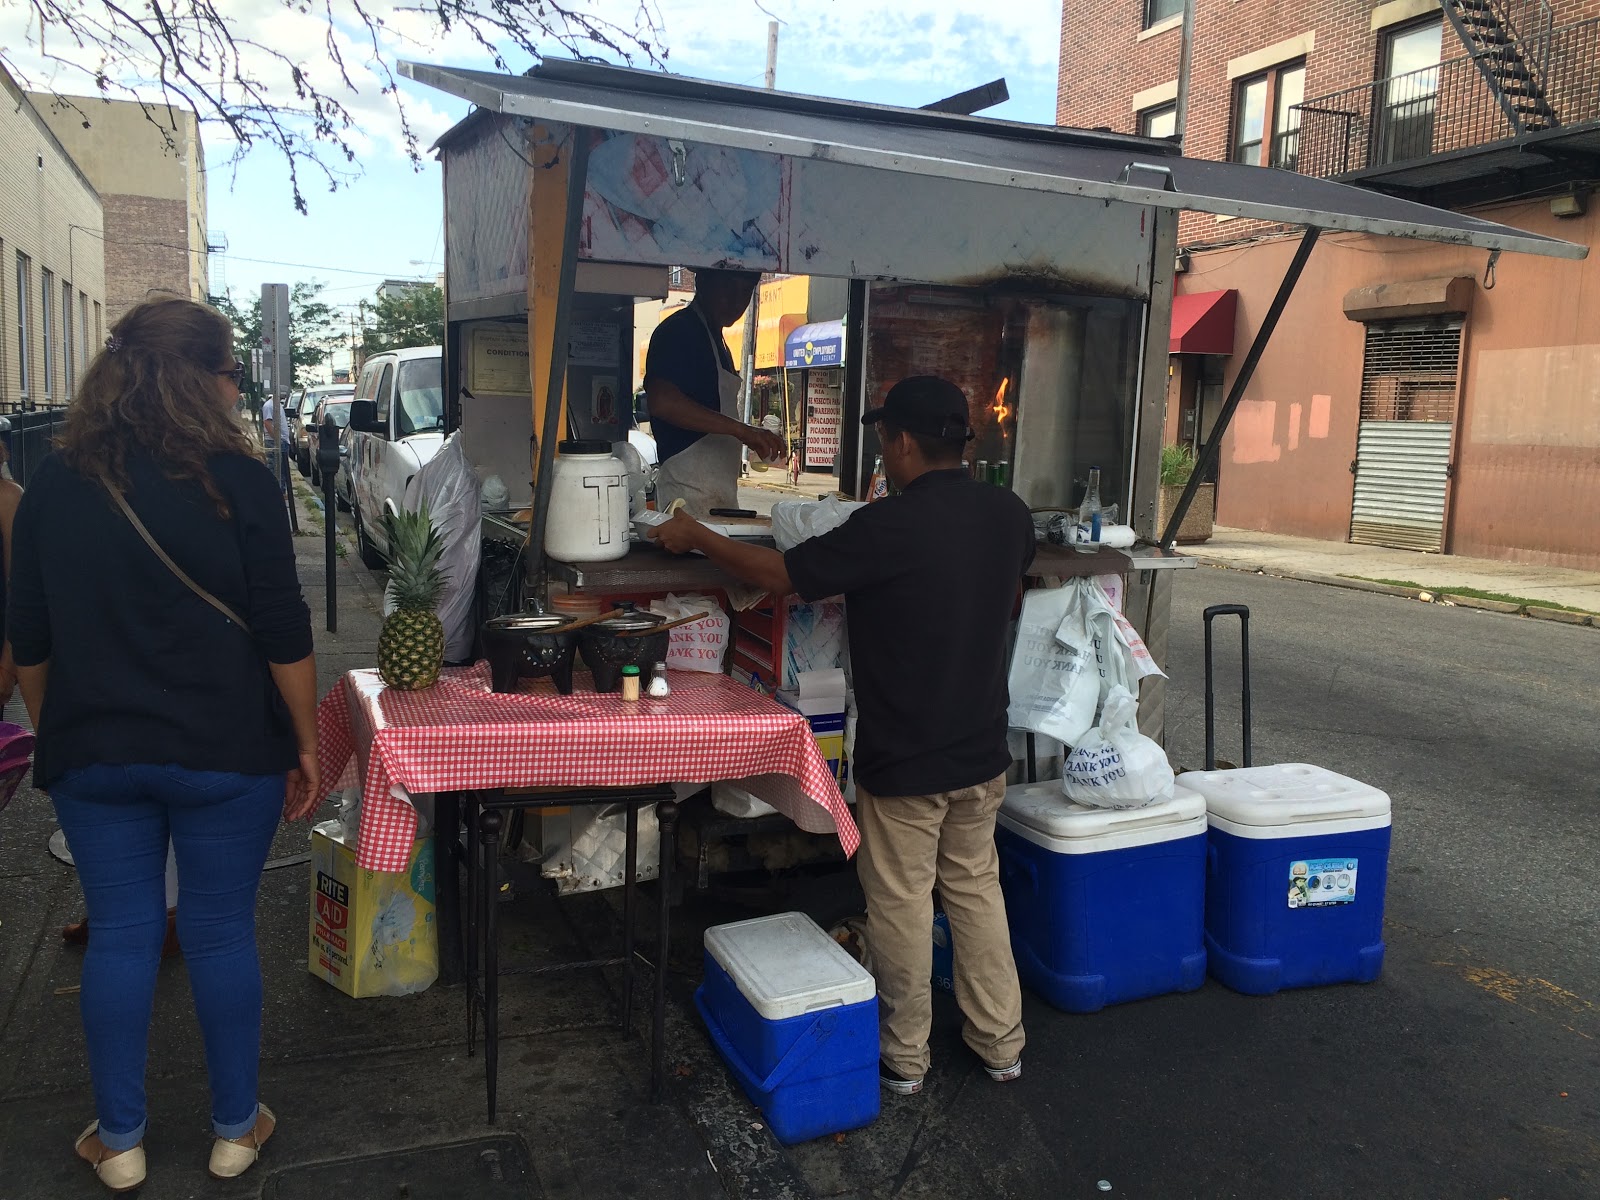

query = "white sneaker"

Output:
[[984, 1058, 1022, 1083]]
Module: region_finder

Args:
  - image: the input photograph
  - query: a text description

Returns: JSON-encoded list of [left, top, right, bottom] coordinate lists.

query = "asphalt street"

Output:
[[776, 566, 1600, 1200]]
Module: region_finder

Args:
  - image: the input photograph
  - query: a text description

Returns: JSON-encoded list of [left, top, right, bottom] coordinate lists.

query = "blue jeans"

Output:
[[52, 764, 284, 1150]]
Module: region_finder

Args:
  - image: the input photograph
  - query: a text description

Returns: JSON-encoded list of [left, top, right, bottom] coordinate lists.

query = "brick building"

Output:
[[1058, 1, 1600, 568], [27, 90, 208, 324], [0, 66, 107, 412]]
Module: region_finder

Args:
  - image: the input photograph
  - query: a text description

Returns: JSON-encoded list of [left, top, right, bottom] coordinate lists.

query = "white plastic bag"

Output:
[[401, 433, 482, 663], [771, 497, 866, 552], [1061, 686, 1175, 808], [648, 593, 729, 673], [1008, 587, 1101, 745], [1009, 579, 1166, 747]]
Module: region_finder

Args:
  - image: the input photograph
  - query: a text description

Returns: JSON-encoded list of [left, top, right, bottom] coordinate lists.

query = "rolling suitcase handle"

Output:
[[1203, 604, 1252, 771]]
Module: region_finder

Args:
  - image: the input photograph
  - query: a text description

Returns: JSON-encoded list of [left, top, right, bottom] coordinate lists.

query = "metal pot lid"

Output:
[[593, 614, 663, 632], [487, 614, 573, 632]]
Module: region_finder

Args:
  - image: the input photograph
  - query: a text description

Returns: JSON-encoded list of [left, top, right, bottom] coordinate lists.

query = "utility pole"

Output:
[[1174, 0, 1195, 150], [739, 20, 779, 449]]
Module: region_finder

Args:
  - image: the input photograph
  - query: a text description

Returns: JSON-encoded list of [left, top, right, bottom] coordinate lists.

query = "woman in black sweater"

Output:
[[8, 298, 320, 1192]]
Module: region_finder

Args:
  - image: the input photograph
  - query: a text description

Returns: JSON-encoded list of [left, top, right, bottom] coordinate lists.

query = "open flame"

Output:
[[992, 378, 1012, 434]]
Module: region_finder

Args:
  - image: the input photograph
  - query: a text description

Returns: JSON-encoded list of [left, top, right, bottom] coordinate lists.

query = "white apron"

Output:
[[655, 304, 744, 519]]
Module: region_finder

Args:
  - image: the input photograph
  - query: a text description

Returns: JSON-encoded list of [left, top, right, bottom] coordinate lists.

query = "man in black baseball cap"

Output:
[[650, 375, 1034, 1096], [859, 375, 975, 443]]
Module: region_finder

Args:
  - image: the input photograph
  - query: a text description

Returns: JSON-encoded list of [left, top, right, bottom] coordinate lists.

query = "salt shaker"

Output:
[[647, 663, 671, 697]]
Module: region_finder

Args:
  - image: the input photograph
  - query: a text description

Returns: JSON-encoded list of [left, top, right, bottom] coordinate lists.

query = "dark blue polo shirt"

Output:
[[644, 305, 735, 463]]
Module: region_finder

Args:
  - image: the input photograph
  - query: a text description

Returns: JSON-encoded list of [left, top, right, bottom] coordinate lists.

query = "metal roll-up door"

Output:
[[1349, 320, 1462, 552]]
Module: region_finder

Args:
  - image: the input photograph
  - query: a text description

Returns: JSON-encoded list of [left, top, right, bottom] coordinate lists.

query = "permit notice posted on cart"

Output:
[[1288, 858, 1358, 908]]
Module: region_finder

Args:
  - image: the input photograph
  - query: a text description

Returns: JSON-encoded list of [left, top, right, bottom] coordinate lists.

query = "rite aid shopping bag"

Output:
[[1061, 686, 1176, 809], [649, 593, 730, 673], [308, 820, 437, 998]]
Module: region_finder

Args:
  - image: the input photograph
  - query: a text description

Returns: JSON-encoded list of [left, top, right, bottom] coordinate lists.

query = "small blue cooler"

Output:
[[1179, 764, 1392, 996], [996, 782, 1208, 1013], [695, 912, 879, 1143]]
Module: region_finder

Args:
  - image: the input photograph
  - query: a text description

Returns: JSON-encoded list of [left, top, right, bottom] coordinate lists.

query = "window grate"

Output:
[[1358, 320, 1462, 422]]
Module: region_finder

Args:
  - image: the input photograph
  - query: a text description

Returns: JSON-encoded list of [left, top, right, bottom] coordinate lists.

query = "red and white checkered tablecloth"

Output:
[[316, 663, 858, 872]]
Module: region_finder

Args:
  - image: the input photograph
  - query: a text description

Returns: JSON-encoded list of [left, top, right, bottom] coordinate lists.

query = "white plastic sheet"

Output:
[[770, 497, 866, 552], [401, 432, 483, 663]]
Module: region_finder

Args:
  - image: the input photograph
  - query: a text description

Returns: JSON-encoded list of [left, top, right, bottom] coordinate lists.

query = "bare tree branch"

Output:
[[2, 0, 668, 213]]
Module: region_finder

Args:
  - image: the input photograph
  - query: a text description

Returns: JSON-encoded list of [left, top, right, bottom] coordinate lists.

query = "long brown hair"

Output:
[[56, 297, 255, 515]]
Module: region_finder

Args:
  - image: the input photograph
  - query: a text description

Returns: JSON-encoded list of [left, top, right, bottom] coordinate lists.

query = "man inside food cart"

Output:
[[644, 269, 788, 517], [650, 375, 1033, 1096]]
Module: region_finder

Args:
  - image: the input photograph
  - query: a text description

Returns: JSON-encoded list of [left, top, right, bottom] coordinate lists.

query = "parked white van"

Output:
[[346, 345, 445, 567]]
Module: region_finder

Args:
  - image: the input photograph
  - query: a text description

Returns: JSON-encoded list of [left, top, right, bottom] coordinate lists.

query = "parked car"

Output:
[[292, 384, 353, 475], [307, 394, 355, 492], [345, 346, 445, 568]]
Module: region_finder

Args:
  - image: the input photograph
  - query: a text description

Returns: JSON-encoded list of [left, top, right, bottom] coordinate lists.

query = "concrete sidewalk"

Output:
[[1193, 526, 1600, 623]]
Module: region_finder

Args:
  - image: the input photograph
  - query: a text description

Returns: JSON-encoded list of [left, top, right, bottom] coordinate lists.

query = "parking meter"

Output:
[[318, 415, 341, 632]]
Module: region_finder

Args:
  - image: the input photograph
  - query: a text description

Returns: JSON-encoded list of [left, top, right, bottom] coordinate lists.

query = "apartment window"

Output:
[[1140, 103, 1178, 140], [94, 301, 102, 354], [62, 281, 75, 399], [79, 292, 89, 371], [40, 269, 55, 402], [1377, 19, 1443, 165], [1232, 61, 1305, 169], [15, 253, 31, 400], [1144, 0, 1183, 28]]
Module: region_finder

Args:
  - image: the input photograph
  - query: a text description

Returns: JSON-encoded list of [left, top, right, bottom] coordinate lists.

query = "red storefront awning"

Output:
[[1169, 289, 1237, 354]]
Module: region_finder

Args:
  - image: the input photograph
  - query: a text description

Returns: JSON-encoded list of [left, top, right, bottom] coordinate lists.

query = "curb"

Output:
[[1196, 558, 1597, 628]]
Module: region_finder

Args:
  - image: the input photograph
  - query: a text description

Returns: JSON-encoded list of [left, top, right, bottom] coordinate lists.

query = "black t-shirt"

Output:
[[8, 452, 314, 786], [643, 304, 734, 463], [784, 469, 1035, 797]]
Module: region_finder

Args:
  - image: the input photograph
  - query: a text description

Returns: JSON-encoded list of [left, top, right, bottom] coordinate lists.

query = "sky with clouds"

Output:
[[4, 0, 1065, 344]]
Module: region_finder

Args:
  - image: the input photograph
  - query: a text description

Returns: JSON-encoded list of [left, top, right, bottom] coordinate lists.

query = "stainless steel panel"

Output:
[[1012, 306, 1087, 511]]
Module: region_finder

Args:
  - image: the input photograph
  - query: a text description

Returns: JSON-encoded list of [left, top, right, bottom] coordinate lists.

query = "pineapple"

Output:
[[378, 505, 447, 691]]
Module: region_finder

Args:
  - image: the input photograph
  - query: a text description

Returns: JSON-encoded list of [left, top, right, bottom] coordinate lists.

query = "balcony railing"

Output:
[[1291, 15, 1600, 180]]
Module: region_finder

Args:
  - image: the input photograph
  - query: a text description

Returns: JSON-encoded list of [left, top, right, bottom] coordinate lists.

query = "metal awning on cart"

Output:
[[401, 58, 1585, 261]]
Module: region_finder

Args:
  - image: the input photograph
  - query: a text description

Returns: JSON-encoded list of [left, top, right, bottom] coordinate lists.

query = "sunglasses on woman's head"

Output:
[[217, 363, 246, 386]]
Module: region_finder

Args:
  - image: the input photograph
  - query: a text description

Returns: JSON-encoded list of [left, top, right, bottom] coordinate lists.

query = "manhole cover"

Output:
[[263, 1136, 541, 1199]]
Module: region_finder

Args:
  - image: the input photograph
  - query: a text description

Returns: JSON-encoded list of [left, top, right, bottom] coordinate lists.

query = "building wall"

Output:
[[0, 69, 106, 410], [1186, 201, 1600, 568], [27, 92, 207, 317]]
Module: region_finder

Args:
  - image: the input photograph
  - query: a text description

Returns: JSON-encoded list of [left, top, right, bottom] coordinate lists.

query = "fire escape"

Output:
[[1440, 0, 1557, 134]]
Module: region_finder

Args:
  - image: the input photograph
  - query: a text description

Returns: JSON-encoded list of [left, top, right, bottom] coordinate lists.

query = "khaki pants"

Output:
[[856, 774, 1025, 1078]]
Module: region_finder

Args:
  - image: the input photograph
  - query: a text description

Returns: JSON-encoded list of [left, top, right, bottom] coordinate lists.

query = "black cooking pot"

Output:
[[481, 614, 578, 695], [578, 613, 670, 693]]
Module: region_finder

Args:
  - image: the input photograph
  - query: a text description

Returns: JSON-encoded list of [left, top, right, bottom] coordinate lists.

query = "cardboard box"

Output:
[[308, 820, 438, 998]]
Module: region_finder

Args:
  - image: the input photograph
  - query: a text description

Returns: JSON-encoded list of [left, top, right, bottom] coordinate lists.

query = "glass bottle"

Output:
[[1075, 466, 1103, 554], [867, 455, 889, 502]]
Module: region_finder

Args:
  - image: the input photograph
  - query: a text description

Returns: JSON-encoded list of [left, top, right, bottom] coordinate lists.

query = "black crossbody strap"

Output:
[[105, 484, 253, 634]]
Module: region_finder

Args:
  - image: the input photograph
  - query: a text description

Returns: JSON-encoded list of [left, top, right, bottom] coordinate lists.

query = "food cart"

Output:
[[349, 54, 1580, 1114], [406, 54, 1578, 732]]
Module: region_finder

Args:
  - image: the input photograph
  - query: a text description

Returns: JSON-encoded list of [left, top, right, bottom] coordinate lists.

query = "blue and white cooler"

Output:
[[695, 912, 879, 1143], [1179, 764, 1392, 996], [995, 782, 1208, 1013]]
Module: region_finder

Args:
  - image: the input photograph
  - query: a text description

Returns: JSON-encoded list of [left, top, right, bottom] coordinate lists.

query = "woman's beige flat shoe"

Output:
[[75, 1121, 146, 1194], [207, 1104, 275, 1180]]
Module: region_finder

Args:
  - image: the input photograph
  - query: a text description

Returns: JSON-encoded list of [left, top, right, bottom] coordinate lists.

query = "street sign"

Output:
[[261, 282, 290, 398]]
